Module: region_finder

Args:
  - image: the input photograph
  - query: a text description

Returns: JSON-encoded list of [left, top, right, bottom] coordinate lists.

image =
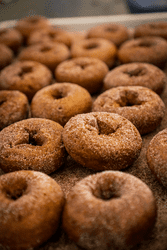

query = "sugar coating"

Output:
[[62, 112, 142, 171], [0, 118, 66, 174], [147, 128, 167, 188], [63, 170, 157, 250], [0, 170, 65, 249], [93, 86, 165, 135]]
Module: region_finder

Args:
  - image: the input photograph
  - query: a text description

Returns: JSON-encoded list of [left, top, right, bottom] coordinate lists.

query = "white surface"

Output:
[[1, 12, 167, 31]]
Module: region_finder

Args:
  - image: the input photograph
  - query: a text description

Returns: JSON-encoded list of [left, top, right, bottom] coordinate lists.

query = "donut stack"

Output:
[[0, 15, 167, 250]]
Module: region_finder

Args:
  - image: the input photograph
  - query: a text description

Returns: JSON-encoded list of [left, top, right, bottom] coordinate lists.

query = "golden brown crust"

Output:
[[0, 43, 14, 70], [92, 86, 165, 135], [62, 170, 157, 250], [0, 60, 53, 100], [147, 128, 167, 188], [118, 36, 167, 68], [18, 41, 70, 71], [0, 28, 23, 52], [0, 170, 65, 250], [71, 38, 117, 68], [55, 57, 109, 94], [103, 62, 167, 95], [62, 112, 142, 171], [31, 82, 93, 126], [0, 118, 66, 174], [87, 23, 130, 47], [0, 90, 30, 130]]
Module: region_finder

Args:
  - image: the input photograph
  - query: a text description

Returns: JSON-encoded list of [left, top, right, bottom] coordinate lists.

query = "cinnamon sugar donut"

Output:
[[134, 21, 167, 39], [18, 41, 70, 71], [0, 90, 29, 131], [0, 27, 23, 52], [55, 57, 109, 94], [103, 62, 167, 95], [15, 15, 50, 40], [92, 86, 165, 135], [27, 26, 72, 48], [0, 170, 65, 250], [0, 43, 14, 70], [31, 83, 92, 126], [0, 118, 66, 174], [0, 60, 52, 100], [63, 170, 157, 250], [71, 38, 117, 68], [147, 128, 167, 188], [62, 112, 142, 171], [118, 36, 167, 68], [87, 23, 129, 47]]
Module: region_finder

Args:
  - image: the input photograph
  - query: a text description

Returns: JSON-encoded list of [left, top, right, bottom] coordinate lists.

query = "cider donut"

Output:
[[103, 62, 167, 95], [92, 86, 165, 135], [0, 118, 66, 174], [71, 38, 117, 68], [0, 90, 30, 131], [62, 112, 142, 171], [0, 27, 23, 52], [63, 170, 157, 250], [134, 21, 167, 39], [0, 60, 53, 100], [87, 23, 129, 47], [0, 170, 65, 250], [147, 128, 167, 188], [0, 43, 14, 70], [55, 57, 109, 94], [118, 36, 167, 68], [31, 82, 92, 126], [18, 41, 70, 71]]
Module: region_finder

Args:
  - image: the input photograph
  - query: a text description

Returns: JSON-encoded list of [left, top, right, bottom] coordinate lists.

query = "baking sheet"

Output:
[[1, 13, 167, 250]]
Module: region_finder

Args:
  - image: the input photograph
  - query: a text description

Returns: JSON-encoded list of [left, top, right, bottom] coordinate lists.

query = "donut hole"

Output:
[[29, 17, 40, 24], [18, 66, 33, 78], [0, 29, 8, 35], [85, 43, 98, 50], [119, 90, 142, 107], [28, 131, 43, 146], [124, 67, 146, 77], [77, 62, 88, 70], [149, 23, 166, 29], [105, 26, 117, 33], [40, 46, 52, 52], [92, 182, 120, 200], [4, 179, 28, 200], [48, 32, 57, 39], [52, 89, 65, 99], [0, 98, 6, 106], [138, 40, 153, 48]]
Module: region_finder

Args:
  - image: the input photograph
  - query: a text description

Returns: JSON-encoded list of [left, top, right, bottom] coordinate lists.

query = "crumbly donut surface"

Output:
[[63, 170, 157, 250], [62, 112, 142, 171]]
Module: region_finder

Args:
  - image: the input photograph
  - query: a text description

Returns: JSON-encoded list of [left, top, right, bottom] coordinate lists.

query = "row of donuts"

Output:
[[0, 113, 159, 250]]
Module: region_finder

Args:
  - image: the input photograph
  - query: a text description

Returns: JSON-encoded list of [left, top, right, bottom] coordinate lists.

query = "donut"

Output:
[[55, 57, 109, 94], [0, 170, 65, 249], [103, 62, 167, 95], [0, 118, 66, 174], [87, 23, 129, 47], [134, 21, 167, 39], [62, 112, 142, 171], [31, 82, 92, 126], [27, 26, 72, 48], [118, 36, 167, 68], [92, 86, 165, 135], [0, 90, 30, 131], [0, 60, 53, 100], [0, 27, 23, 52], [147, 128, 167, 188], [71, 38, 117, 68], [18, 41, 70, 71], [15, 15, 51, 40], [62, 170, 157, 250], [0, 43, 14, 70]]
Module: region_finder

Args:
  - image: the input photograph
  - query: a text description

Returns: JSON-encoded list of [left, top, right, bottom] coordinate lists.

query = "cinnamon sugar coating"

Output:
[[55, 57, 109, 94], [0, 170, 65, 249], [0, 90, 30, 131], [118, 36, 167, 68], [62, 112, 142, 171], [92, 86, 165, 135], [147, 128, 167, 188], [0, 27, 23, 52], [87, 23, 130, 47], [71, 38, 117, 68], [31, 82, 92, 126], [0, 118, 66, 174], [0, 60, 52, 100], [0, 43, 14, 70], [103, 62, 167, 95], [63, 170, 157, 250]]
